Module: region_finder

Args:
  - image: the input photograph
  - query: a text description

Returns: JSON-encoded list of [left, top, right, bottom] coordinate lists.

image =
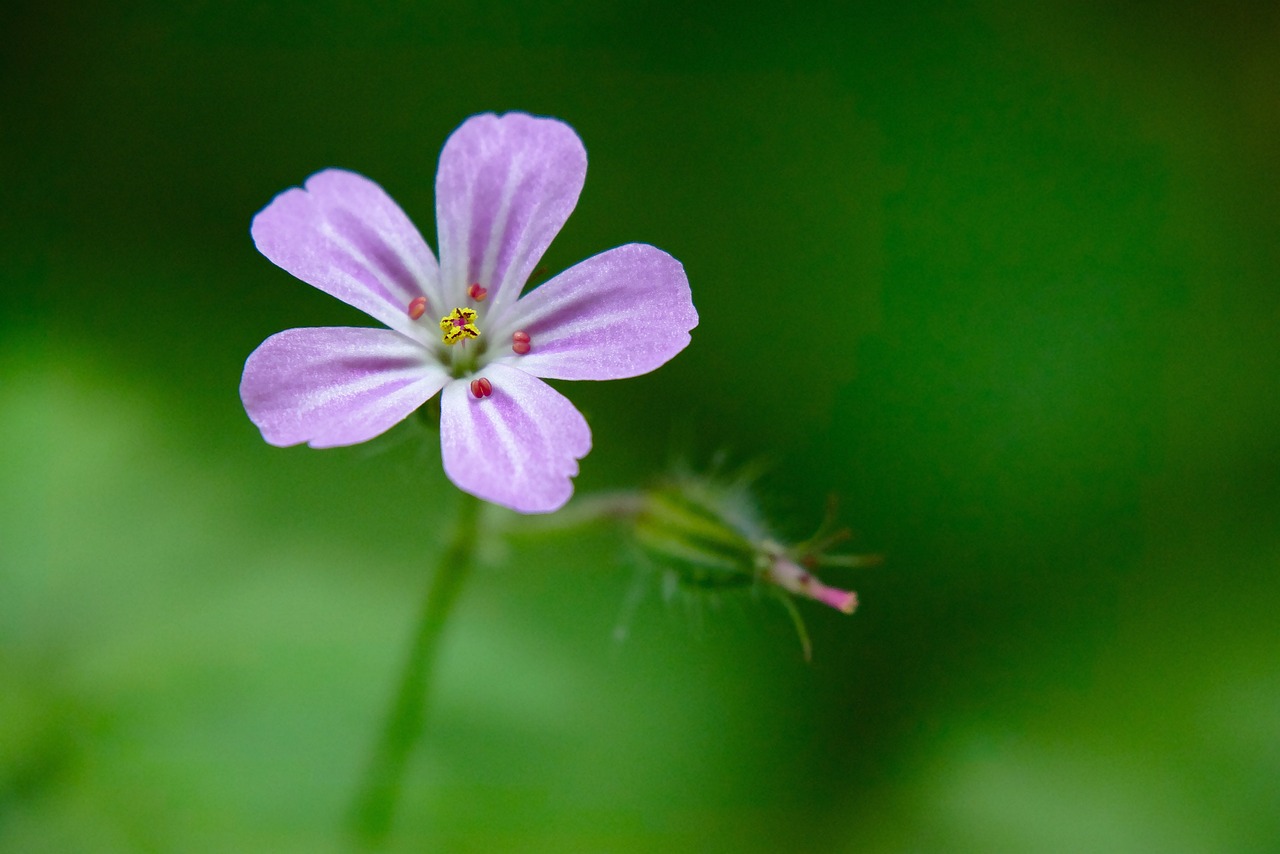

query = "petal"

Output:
[[435, 112, 586, 318], [439, 364, 592, 514], [251, 169, 442, 342], [490, 243, 698, 380], [241, 327, 448, 448]]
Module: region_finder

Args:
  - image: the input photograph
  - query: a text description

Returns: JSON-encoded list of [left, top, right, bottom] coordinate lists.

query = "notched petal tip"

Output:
[[249, 169, 373, 249], [453, 110, 584, 147]]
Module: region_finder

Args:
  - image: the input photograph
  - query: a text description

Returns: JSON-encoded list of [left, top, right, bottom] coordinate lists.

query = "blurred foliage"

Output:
[[2, 0, 1277, 851]]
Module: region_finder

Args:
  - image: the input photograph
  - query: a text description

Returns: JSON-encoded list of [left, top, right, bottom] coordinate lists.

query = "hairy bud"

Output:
[[629, 470, 878, 656]]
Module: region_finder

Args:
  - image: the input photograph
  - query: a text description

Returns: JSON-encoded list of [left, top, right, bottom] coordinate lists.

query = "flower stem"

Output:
[[348, 491, 483, 849]]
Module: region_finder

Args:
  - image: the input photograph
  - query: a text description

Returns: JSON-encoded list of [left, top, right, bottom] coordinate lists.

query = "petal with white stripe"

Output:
[[491, 243, 698, 380], [251, 170, 442, 342], [439, 364, 592, 513], [434, 113, 586, 317], [240, 327, 447, 448]]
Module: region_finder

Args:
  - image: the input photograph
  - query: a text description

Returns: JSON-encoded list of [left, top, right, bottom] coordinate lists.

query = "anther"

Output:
[[407, 296, 429, 320], [470, 377, 493, 398], [512, 330, 531, 355], [468, 283, 488, 302]]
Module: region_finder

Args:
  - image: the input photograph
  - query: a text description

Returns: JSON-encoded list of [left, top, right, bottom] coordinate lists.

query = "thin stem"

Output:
[[348, 491, 483, 850]]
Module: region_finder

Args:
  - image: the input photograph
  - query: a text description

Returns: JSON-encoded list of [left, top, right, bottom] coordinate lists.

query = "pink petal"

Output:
[[251, 170, 442, 342], [241, 327, 448, 448], [490, 243, 698, 380], [434, 113, 586, 318], [439, 364, 592, 513]]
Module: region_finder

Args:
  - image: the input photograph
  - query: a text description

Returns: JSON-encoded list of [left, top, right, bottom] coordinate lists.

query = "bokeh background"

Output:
[[3, 1, 1277, 850]]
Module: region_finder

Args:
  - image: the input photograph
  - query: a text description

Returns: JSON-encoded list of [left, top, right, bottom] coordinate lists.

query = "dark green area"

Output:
[[3, 1, 1277, 850]]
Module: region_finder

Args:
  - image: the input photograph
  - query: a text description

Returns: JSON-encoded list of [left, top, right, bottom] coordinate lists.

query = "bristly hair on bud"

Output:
[[496, 462, 879, 660], [627, 465, 879, 660]]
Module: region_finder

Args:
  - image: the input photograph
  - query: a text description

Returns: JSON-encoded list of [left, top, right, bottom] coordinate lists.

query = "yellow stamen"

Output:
[[439, 307, 480, 345]]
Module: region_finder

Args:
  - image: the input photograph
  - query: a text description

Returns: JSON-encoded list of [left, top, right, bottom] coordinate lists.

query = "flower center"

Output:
[[439, 307, 480, 346]]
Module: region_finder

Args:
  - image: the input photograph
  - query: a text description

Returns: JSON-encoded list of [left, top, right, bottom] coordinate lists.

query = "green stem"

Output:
[[348, 491, 483, 849]]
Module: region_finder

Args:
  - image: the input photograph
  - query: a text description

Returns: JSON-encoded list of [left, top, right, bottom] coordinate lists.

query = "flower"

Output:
[[240, 113, 698, 513]]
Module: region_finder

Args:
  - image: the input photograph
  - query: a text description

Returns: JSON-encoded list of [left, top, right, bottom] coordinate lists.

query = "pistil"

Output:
[[439, 307, 480, 345]]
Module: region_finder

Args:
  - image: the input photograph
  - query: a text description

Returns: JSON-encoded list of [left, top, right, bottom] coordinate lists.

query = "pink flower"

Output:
[[240, 113, 697, 513]]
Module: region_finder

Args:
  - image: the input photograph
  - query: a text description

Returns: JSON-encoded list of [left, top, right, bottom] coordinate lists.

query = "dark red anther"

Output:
[[407, 296, 429, 320], [470, 377, 493, 398], [512, 330, 531, 355], [468, 283, 488, 302]]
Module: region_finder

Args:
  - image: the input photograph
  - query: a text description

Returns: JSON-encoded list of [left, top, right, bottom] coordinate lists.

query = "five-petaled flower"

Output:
[[240, 112, 698, 513]]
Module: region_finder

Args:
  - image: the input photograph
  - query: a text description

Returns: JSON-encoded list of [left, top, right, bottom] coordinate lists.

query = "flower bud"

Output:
[[632, 471, 874, 617], [501, 468, 878, 658]]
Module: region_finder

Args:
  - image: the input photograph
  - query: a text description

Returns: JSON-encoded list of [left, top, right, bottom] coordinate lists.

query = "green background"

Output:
[[3, 1, 1277, 850]]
